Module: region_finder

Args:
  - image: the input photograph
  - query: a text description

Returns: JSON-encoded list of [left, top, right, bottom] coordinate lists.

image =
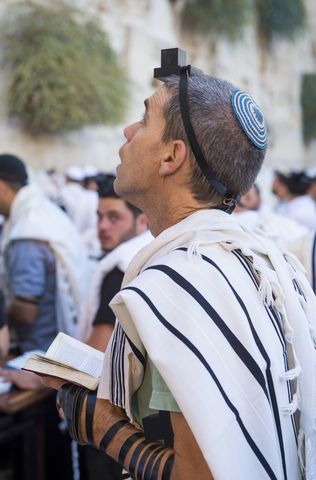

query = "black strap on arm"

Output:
[[99, 418, 129, 451], [159, 411, 174, 448], [118, 431, 144, 465], [85, 391, 97, 445]]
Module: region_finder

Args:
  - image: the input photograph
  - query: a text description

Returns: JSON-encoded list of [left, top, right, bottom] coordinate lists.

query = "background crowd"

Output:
[[0, 153, 315, 480]]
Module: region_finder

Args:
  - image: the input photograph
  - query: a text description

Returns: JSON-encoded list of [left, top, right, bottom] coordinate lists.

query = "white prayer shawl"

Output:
[[2, 184, 93, 337], [75, 231, 153, 342], [275, 195, 316, 231], [235, 210, 316, 291], [98, 209, 316, 480], [60, 183, 98, 234]]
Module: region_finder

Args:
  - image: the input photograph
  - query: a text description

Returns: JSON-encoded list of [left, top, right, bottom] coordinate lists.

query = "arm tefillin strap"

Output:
[[154, 48, 240, 214], [127, 439, 174, 480], [57, 385, 175, 478], [58, 383, 89, 445], [85, 390, 97, 445]]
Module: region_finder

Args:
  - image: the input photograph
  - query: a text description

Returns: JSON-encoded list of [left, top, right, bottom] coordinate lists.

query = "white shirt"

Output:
[[275, 195, 316, 230]]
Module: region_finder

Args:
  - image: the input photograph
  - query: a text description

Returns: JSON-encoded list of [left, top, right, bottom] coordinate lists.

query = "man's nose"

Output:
[[98, 216, 111, 230], [123, 122, 141, 142]]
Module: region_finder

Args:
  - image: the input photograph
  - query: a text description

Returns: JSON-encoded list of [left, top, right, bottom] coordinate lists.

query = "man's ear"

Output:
[[158, 140, 187, 177]]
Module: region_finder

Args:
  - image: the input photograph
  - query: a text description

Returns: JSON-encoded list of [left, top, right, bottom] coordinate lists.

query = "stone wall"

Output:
[[0, 0, 315, 172]]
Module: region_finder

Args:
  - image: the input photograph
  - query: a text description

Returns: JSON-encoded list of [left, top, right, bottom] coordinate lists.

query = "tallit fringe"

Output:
[[280, 364, 301, 381], [187, 241, 202, 261], [298, 429, 316, 480], [280, 392, 298, 415], [221, 241, 285, 310], [284, 251, 307, 276]]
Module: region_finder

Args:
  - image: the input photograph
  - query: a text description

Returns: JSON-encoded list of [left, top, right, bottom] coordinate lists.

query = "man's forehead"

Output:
[[145, 84, 169, 111], [98, 197, 127, 211]]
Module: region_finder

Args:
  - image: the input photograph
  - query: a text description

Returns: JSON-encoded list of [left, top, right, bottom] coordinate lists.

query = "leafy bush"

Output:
[[301, 73, 316, 143], [0, 1, 128, 134], [255, 0, 306, 42], [180, 0, 250, 41]]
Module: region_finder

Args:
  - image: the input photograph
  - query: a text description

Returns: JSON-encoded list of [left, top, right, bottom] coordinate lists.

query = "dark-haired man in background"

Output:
[[77, 175, 150, 480], [76, 175, 150, 351]]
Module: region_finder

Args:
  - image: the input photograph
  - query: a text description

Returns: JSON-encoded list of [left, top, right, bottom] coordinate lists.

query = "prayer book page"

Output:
[[22, 332, 104, 390]]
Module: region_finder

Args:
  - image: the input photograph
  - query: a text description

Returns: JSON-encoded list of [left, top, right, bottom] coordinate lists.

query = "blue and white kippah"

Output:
[[232, 89, 267, 150]]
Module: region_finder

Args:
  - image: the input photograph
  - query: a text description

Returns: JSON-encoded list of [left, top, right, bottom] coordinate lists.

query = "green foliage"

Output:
[[0, 1, 128, 134], [301, 73, 316, 143], [180, 0, 250, 41], [256, 0, 306, 42]]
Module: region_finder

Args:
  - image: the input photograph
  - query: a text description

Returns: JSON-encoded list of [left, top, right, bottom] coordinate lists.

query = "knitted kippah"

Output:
[[232, 90, 267, 150], [0, 153, 28, 184]]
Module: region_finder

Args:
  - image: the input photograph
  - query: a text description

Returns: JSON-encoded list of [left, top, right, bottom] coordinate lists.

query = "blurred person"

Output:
[[83, 165, 100, 191], [76, 176, 150, 480], [0, 153, 86, 478], [60, 165, 98, 234], [307, 169, 316, 202], [77, 175, 150, 349], [0, 289, 9, 359], [0, 154, 91, 352], [44, 55, 316, 479], [272, 170, 316, 229], [234, 186, 316, 292]]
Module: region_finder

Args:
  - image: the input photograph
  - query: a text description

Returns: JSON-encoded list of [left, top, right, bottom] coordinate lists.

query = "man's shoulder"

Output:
[[129, 243, 226, 290], [8, 239, 55, 262]]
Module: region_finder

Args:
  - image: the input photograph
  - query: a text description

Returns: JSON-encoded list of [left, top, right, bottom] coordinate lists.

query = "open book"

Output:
[[22, 332, 104, 390]]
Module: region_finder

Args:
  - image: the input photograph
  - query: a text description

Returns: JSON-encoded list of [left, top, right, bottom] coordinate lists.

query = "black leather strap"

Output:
[[161, 455, 174, 480], [142, 447, 165, 479], [128, 439, 146, 477], [136, 445, 164, 480], [179, 67, 239, 212], [179, 68, 228, 197], [159, 411, 174, 448], [73, 387, 87, 444], [118, 431, 144, 465], [99, 419, 129, 451], [85, 391, 97, 444], [151, 450, 164, 480]]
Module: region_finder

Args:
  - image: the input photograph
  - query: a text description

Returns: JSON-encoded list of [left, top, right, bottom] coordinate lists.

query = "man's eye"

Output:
[[108, 213, 120, 223]]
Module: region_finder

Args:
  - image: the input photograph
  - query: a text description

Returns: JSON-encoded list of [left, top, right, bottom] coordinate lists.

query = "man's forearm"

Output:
[[58, 384, 212, 480], [59, 385, 174, 479], [8, 297, 39, 325]]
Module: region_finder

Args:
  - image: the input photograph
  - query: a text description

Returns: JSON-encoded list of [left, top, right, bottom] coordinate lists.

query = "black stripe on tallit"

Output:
[[232, 250, 286, 349], [147, 264, 269, 401], [110, 323, 145, 407], [232, 249, 297, 445], [123, 285, 278, 480], [178, 248, 289, 479], [126, 336, 146, 367], [176, 247, 290, 477], [110, 324, 126, 407]]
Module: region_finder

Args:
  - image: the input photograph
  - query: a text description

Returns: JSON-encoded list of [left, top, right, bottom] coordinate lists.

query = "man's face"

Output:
[[97, 197, 138, 252], [115, 85, 169, 205]]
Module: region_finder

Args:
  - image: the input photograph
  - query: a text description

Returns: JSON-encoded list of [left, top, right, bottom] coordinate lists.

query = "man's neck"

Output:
[[146, 201, 208, 237]]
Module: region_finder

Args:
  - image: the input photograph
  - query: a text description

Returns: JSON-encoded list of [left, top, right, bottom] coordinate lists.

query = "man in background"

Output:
[[60, 165, 99, 235], [77, 175, 150, 480], [77, 175, 150, 350], [0, 153, 92, 480]]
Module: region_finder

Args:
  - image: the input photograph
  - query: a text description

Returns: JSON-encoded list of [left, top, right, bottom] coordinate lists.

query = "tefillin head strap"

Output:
[[178, 66, 239, 213]]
